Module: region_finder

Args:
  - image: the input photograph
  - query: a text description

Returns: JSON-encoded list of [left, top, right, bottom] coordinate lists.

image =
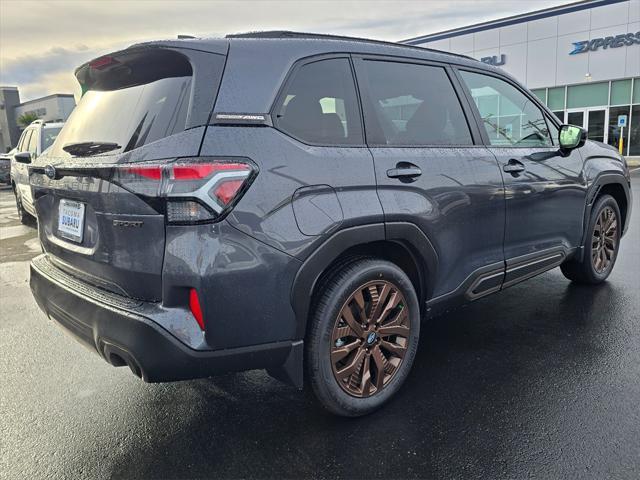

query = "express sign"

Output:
[[570, 31, 640, 54]]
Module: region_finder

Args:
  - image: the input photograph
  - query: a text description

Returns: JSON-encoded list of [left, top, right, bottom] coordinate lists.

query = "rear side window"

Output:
[[18, 130, 32, 151], [27, 130, 38, 154], [50, 49, 194, 157], [358, 60, 473, 146], [459, 70, 553, 147], [274, 58, 363, 145]]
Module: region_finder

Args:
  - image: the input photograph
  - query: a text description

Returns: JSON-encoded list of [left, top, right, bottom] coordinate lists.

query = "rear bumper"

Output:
[[30, 254, 301, 384]]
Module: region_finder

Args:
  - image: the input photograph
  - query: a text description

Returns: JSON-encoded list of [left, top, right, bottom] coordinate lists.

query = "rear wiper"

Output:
[[62, 141, 121, 157]]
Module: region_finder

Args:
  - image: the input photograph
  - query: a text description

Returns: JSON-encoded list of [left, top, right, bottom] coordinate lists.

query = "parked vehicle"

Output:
[[0, 148, 13, 184], [27, 33, 632, 416], [11, 120, 63, 224]]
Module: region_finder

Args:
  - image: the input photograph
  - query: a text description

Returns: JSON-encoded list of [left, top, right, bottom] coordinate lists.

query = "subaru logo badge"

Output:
[[44, 165, 56, 180], [366, 332, 377, 345]]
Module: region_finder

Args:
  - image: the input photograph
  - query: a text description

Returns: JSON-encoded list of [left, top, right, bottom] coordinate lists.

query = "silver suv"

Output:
[[11, 120, 64, 223]]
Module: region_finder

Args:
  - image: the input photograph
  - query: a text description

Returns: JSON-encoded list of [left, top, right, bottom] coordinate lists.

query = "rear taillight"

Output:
[[113, 158, 257, 224]]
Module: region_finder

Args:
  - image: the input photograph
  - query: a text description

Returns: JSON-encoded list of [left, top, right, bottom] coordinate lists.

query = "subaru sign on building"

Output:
[[403, 0, 640, 156]]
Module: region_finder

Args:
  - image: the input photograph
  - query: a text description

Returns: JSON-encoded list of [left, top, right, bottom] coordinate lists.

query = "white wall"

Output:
[[416, 0, 640, 88], [14, 96, 75, 123]]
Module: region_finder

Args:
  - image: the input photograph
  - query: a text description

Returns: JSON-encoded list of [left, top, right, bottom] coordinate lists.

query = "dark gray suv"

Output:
[[27, 32, 632, 416]]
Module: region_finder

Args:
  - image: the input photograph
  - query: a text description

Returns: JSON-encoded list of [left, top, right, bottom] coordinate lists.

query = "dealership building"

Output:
[[404, 0, 640, 156], [0, 87, 75, 153]]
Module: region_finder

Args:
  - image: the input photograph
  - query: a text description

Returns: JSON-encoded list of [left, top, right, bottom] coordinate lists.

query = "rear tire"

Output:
[[561, 194, 621, 284], [306, 258, 420, 417]]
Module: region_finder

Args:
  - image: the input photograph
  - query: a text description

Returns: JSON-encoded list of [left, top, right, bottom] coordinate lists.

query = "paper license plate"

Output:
[[58, 199, 85, 243]]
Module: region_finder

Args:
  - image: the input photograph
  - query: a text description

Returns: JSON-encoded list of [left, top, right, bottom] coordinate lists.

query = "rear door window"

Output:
[[274, 58, 363, 145], [357, 60, 473, 146], [18, 130, 32, 152]]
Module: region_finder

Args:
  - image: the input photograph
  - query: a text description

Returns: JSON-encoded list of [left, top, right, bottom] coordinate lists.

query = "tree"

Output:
[[17, 112, 40, 128]]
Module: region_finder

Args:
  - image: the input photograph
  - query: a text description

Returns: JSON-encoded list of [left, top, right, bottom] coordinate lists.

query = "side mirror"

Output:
[[559, 124, 587, 151], [14, 152, 32, 164]]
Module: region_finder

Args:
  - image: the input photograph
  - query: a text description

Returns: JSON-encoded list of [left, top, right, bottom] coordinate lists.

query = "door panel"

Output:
[[372, 147, 506, 297], [493, 146, 586, 259], [458, 69, 588, 261], [354, 58, 506, 299]]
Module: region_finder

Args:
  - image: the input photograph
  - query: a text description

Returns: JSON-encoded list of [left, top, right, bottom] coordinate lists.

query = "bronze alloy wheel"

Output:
[[592, 206, 618, 274], [330, 280, 410, 398]]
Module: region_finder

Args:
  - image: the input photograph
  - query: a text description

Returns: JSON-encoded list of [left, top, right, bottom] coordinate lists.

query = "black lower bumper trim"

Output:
[[30, 255, 297, 383]]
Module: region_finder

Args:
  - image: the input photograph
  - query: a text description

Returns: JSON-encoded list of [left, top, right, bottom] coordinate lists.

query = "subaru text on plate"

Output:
[[27, 32, 632, 416]]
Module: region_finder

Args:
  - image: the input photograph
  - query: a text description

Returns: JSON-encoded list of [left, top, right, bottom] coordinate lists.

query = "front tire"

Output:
[[306, 258, 420, 417], [561, 194, 621, 284]]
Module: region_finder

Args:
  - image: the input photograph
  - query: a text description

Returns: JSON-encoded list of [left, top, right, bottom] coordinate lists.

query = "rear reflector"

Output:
[[189, 288, 205, 331]]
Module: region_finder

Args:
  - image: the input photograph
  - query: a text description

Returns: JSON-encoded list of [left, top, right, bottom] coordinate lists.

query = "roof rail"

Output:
[[225, 31, 477, 62]]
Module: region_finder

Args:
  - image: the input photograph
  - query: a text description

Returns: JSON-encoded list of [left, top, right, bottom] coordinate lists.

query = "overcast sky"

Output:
[[1, 0, 572, 101]]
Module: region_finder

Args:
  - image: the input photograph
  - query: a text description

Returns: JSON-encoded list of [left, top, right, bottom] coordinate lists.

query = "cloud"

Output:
[[1, 41, 130, 101], [0, 0, 570, 101]]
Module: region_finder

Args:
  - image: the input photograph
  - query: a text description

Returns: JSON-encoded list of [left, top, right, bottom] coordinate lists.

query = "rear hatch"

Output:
[[30, 45, 230, 301]]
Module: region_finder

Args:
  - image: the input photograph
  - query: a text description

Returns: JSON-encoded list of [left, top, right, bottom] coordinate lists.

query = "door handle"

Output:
[[387, 163, 422, 180], [503, 159, 525, 174]]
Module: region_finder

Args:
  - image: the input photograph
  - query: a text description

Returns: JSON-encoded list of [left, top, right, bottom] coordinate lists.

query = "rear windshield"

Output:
[[49, 49, 193, 158]]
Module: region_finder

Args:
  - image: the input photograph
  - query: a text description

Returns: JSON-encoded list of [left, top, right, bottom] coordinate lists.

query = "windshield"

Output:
[[42, 127, 62, 150], [49, 76, 192, 158]]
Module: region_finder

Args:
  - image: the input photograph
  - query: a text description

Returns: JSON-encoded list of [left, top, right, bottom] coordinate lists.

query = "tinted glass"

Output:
[[50, 76, 192, 157], [567, 82, 608, 108], [460, 71, 553, 147], [567, 111, 584, 127], [607, 106, 630, 150], [274, 58, 363, 145], [587, 110, 606, 142], [547, 87, 565, 111], [610, 79, 631, 105], [360, 61, 472, 146], [42, 127, 62, 151], [546, 116, 560, 145]]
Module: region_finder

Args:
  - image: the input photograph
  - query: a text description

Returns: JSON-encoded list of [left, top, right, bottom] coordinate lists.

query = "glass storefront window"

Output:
[[610, 80, 632, 105], [629, 105, 640, 156], [567, 82, 608, 108], [633, 79, 640, 104], [607, 106, 630, 150], [552, 111, 564, 122], [531, 88, 546, 103], [547, 87, 565, 110]]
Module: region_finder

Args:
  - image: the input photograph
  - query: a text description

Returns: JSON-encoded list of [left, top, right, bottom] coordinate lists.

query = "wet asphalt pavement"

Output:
[[1, 172, 639, 479]]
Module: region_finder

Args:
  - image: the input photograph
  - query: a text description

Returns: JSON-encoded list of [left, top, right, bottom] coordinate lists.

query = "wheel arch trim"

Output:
[[290, 222, 438, 338], [585, 173, 630, 236]]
